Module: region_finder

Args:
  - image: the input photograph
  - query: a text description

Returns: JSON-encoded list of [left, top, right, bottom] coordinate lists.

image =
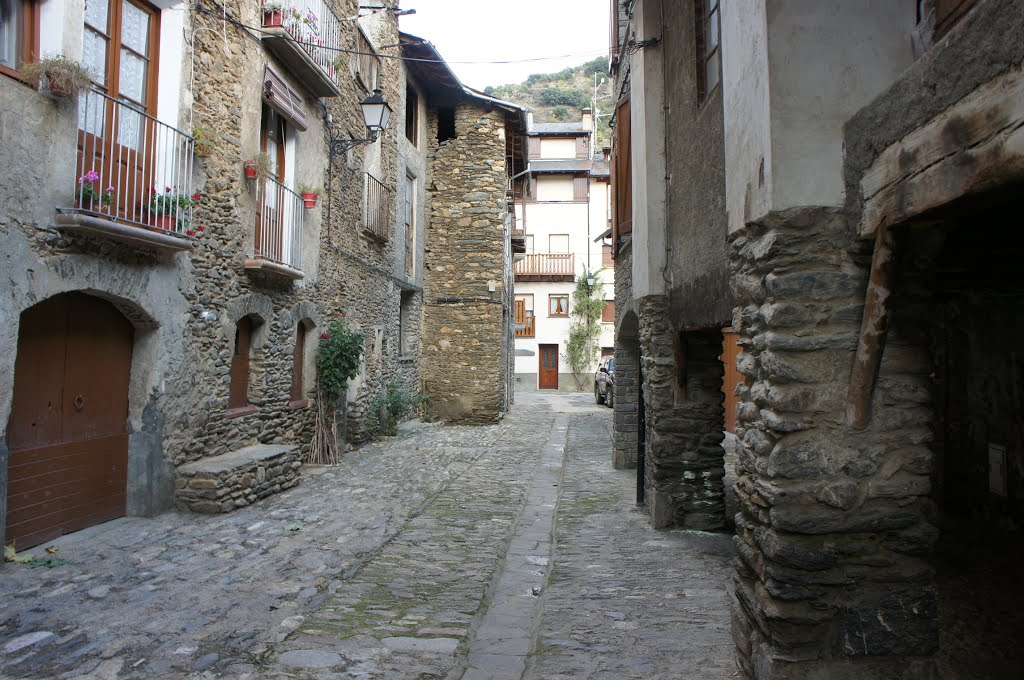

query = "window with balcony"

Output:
[[59, 0, 196, 252], [0, 0, 37, 77], [549, 294, 569, 317], [261, 0, 343, 97], [246, 67, 307, 279], [365, 173, 393, 241]]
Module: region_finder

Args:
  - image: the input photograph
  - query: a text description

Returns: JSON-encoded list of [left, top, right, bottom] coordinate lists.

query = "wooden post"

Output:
[[847, 221, 899, 429]]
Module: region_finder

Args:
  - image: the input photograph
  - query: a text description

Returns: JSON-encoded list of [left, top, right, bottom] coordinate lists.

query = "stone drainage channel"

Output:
[[269, 415, 570, 680]]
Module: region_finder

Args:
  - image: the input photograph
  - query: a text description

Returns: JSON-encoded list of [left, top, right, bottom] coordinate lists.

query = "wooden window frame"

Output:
[[694, 0, 721, 103], [548, 294, 569, 317], [227, 315, 258, 417], [611, 95, 632, 255], [0, 0, 39, 81], [602, 300, 615, 323], [572, 174, 589, 202], [83, 0, 162, 117]]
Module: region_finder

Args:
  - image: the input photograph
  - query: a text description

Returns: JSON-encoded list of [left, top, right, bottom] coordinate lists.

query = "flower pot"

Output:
[[244, 162, 259, 179], [263, 10, 283, 27], [153, 215, 176, 232], [301, 192, 318, 208]]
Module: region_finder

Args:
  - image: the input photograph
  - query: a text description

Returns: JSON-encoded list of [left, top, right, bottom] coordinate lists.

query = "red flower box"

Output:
[[301, 192, 318, 208]]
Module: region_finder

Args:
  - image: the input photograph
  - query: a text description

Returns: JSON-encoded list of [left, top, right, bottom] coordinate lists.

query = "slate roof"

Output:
[[529, 122, 588, 135], [530, 159, 593, 173]]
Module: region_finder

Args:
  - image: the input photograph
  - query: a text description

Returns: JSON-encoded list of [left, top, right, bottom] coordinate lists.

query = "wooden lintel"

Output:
[[846, 221, 899, 429]]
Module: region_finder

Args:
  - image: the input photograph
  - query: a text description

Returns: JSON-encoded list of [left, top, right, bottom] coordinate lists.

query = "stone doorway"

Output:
[[884, 187, 1024, 679]]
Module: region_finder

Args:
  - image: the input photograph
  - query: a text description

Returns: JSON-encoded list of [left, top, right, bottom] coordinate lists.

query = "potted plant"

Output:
[[299, 184, 320, 208], [262, 0, 285, 27], [150, 187, 200, 232], [244, 152, 272, 180], [192, 126, 218, 156], [75, 171, 115, 208], [22, 55, 93, 98]]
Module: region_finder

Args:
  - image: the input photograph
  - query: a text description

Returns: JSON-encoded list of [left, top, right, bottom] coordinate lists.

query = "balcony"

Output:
[[514, 314, 535, 338], [261, 1, 343, 97], [245, 177, 304, 280], [56, 88, 195, 253], [364, 173, 392, 241], [514, 253, 575, 282]]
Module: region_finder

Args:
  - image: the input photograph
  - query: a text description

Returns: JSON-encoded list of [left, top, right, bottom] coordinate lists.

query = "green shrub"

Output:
[[315, 314, 365, 405], [366, 383, 426, 438]]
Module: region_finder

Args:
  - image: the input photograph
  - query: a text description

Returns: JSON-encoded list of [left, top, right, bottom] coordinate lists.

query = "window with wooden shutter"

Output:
[[575, 135, 590, 159], [611, 96, 632, 254], [528, 137, 540, 159], [602, 244, 613, 267], [264, 66, 309, 132], [229, 315, 256, 411], [602, 300, 615, 323], [573, 174, 588, 202]]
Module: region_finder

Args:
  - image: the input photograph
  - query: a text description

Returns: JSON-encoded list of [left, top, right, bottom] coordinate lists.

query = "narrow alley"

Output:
[[0, 392, 734, 679]]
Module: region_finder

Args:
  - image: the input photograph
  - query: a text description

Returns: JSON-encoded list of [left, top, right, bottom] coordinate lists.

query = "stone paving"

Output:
[[0, 391, 737, 679]]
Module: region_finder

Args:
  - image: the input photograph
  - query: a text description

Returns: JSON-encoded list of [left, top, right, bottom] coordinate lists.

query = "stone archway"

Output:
[[613, 310, 640, 469]]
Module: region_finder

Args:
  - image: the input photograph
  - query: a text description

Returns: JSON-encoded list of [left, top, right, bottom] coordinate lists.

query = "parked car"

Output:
[[595, 356, 615, 407]]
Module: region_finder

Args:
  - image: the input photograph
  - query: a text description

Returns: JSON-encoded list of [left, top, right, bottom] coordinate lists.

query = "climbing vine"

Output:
[[563, 269, 605, 390]]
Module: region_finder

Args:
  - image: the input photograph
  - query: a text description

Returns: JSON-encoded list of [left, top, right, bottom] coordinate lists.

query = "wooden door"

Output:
[[721, 328, 741, 433], [539, 344, 559, 390], [6, 293, 133, 549]]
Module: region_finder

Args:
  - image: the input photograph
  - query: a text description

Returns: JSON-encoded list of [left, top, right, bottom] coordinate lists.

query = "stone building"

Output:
[[0, 1, 516, 549], [610, 0, 1024, 677], [512, 110, 615, 394], [401, 35, 527, 424]]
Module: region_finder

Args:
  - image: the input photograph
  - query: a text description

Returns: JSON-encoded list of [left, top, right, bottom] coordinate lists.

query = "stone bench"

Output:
[[176, 444, 301, 514]]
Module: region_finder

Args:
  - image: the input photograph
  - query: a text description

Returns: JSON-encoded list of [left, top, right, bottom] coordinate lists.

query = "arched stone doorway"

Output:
[[5, 292, 135, 549], [613, 310, 640, 470]]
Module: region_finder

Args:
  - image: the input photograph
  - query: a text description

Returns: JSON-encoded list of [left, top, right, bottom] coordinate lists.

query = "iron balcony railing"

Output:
[[514, 253, 575, 276], [256, 177, 304, 271], [262, 0, 343, 88], [365, 173, 392, 240], [74, 88, 195, 234]]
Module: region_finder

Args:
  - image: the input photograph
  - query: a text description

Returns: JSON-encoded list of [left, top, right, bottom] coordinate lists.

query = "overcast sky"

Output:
[[396, 0, 609, 91]]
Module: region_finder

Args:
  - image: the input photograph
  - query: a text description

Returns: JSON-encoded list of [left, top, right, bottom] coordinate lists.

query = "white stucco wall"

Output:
[[539, 137, 577, 159], [723, 0, 917, 232], [629, 0, 666, 298]]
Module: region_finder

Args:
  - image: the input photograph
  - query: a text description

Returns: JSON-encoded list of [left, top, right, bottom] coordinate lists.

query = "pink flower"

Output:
[[165, 186, 171, 193], [341, 311, 347, 318], [106, 186, 115, 192], [320, 332, 329, 339]]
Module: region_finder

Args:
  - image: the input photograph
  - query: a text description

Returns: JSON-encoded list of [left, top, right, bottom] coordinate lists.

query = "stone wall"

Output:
[[613, 239, 639, 469], [728, 208, 938, 679], [176, 444, 300, 513], [421, 104, 511, 424]]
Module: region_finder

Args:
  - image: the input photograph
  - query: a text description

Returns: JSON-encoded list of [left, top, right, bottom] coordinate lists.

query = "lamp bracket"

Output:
[[328, 134, 377, 158]]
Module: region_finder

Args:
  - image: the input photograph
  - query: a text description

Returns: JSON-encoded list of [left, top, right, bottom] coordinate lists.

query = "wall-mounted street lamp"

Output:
[[324, 88, 393, 158]]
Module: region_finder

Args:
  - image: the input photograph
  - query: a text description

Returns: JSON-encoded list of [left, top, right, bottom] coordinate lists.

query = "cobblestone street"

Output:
[[0, 392, 735, 679]]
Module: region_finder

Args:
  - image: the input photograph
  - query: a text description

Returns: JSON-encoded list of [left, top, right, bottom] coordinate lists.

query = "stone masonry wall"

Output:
[[728, 208, 938, 679], [613, 240, 639, 469], [421, 104, 510, 424], [640, 294, 726, 530]]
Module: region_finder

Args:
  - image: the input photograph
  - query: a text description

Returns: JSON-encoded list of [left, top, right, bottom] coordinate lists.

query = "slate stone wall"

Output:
[[728, 207, 938, 679], [612, 241, 639, 469], [421, 104, 511, 424]]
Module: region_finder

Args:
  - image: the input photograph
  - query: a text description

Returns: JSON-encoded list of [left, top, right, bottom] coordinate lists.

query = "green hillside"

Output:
[[483, 57, 614, 148]]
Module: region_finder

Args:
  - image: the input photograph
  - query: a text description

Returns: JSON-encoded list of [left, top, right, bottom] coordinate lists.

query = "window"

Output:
[[399, 291, 415, 356], [353, 26, 379, 91], [573, 174, 588, 201], [0, 0, 37, 76], [404, 173, 417, 277], [549, 234, 569, 254], [437, 106, 456, 142], [82, 0, 159, 115], [528, 137, 540, 159], [549, 294, 569, 317], [601, 346, 614, 358], [228, 315, 258, 413], [611, 96, 632, 253], [514, 294, 535, 337], [602, 244, 613, 267], [602, 300, 615, 323], [405, 84, 418, 145], [365, 172, 392, 240], [695, 0, 721, 101], [290, 320, 310, 406], [525, 234, 534, 253]]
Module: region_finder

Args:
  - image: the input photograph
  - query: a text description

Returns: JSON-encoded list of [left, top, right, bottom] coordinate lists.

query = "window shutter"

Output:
[[263, 66, 309, 132], [573, 174, 588, 202], [575, 136, 589, 159], [528, 137, 540, 159], [611, 96, 632, 255], [514, 299, 526, 324]]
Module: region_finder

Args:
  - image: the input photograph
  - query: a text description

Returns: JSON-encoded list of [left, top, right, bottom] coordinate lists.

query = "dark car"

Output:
[[595, 356, 615, 407]]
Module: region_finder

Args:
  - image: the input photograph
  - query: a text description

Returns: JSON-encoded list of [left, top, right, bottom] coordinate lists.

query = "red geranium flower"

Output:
[[320, 332, 329, 339], [192, 192, 202, 201], [185, 230, 195, 237]]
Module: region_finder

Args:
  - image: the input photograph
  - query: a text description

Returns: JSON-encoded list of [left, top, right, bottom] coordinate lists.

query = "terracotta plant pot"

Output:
[[244, 162, 259, 179], [153, 215, 176, 232], [301, 192, 318, 208], [263, 10, 283, 27]]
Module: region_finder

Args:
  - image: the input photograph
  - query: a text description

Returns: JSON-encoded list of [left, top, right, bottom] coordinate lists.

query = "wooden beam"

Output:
[[847, 220, 899, 429]]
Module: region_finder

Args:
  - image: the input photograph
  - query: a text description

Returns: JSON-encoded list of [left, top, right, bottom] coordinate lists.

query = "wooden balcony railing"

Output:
[[514, 253, 574, 277], [514, 315, 536, 338]]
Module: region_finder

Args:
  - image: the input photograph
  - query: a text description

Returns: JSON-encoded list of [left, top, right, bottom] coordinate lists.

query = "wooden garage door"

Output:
[[5, 293, 133, 549]]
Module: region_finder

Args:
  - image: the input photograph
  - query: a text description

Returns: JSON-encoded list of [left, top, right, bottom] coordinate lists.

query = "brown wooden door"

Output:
[[6, 293, 133, 549], [721, 328, 741, 433], [539, 344, 559, 390]]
